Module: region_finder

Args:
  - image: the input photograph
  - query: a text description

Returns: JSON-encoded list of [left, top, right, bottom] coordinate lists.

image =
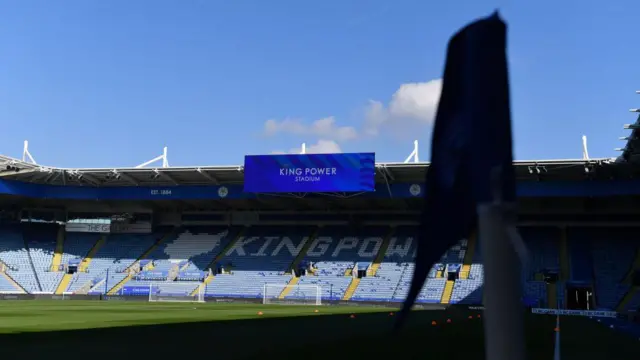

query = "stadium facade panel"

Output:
[[3, 179, 640, 201]]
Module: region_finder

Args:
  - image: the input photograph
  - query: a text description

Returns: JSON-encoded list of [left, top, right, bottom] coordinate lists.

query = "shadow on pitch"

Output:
[[0, 309, 484, 359], [0, 308, 572, 360]]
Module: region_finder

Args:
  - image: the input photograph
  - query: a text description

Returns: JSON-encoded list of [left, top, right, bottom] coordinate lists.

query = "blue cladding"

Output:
[[135, 271, 168, 281], [243, 153, 375, 193], [121, 286, 150, 296], [2, 178, 640, 200], [177, 271, 206, 281]]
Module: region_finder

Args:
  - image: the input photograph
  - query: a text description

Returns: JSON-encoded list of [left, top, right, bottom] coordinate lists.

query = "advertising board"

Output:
[[243, 153, 375, 193]]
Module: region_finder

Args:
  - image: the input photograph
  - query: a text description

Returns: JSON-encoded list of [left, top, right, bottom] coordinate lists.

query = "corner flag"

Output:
[[396, 12, 525, 360]]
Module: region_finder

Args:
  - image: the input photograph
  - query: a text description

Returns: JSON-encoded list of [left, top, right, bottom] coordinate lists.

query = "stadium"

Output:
[[0, 101, 640, 359], [5, 64, 640, 357]]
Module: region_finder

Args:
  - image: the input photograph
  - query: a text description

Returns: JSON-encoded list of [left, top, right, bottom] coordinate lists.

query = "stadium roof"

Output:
[[616, 90, 640, 164], [2, 130, 637, 187], [0, 152, 623, 188], [1, 139, 638, 213]]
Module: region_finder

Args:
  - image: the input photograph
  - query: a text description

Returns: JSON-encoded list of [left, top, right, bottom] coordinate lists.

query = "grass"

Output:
[[0, 301, 637, 359], [0, 301, 379, 333]]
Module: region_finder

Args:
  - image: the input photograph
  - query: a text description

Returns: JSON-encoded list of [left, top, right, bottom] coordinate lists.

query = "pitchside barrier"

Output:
[[531, 308, 618, 318], [5, 293, 620, 320], [0, 293, 451, 310]]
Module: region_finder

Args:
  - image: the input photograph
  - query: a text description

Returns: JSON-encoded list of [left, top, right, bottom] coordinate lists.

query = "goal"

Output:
[[148, 282, 205, 303], [52, 292, 74, 300], [263, 283, 322, 305]]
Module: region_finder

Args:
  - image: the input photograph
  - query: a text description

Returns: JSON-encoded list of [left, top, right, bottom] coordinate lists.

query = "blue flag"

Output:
[[396, 12, 515, 329]]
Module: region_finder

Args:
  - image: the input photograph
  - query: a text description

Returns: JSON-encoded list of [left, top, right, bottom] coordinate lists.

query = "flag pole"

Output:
[[478, 172, 525, 360], [554, 315, 561, 360]]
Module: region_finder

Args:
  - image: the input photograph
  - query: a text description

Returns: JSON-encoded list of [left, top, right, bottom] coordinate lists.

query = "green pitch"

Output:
[[0, 301, 636, 359]]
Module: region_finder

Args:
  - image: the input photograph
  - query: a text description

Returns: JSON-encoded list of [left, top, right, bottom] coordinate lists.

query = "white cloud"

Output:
[[264, 118, 306, 137], [364, 79, 442, 136], [266, 79, 442, 154], [271, 139, 342, 155], [264, 117, 357, 142], [304, 139, 342, 153]]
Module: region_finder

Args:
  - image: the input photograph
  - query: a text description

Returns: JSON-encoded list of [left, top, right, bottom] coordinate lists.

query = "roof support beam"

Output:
[[65, 170, 100, 186], [154, 169, 179, 185], [42, 171, 57, 184], [111, 170, 139, 186], [136, 146, 169, 168], [196, 168, 219, 184], [80, 173, 102, 186], [380, 165, 395, 181], [0, 168, 38, 178], [22, 140, 37, 165], [403, 140, 419, 163]]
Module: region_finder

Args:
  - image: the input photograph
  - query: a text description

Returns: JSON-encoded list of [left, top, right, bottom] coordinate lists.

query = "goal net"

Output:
[[148, 282, 205, 303], [263, 283, 321, 305]]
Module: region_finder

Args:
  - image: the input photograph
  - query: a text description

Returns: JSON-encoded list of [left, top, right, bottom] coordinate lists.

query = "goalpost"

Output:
[[263, 283, 322, 306], [148, 282, 205, 303]]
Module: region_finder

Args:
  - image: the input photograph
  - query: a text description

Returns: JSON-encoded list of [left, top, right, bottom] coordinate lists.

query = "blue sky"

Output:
[[1, 0, 638, 168]]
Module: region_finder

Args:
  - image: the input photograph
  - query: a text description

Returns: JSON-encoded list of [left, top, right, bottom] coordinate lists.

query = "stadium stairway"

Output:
[[21, 233, 43, 292], [0, 271, 26, 293], [286, 227, 319, 273], [366, 227, 394, 277], [50, 227, 65, 272], [78, 235, 106, 272], [167, 264, 179, 281], [459, 233, 477, 279], [204, 227, 248, 270], [440, 280, 455, 304], [106, 275, 130, 296], [107, 229, 176, 295], [55, 274, 72, 295], [623, 247, 640, 284], [616, 287, 639, 312], [191, 272, 214, 296], [547, 283, 558, 309], [559, 227, 570, 281], [278, 276, 300, 299], [342, 277, 361, 300]]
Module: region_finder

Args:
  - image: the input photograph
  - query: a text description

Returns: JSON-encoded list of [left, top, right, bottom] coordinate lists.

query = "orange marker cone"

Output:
[[257, 311, 263, 316], [431, 320, 437, 326]]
